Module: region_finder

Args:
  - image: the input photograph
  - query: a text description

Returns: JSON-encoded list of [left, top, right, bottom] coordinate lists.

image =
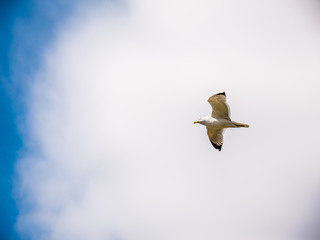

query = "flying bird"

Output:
[[194, 92, 249, 151]]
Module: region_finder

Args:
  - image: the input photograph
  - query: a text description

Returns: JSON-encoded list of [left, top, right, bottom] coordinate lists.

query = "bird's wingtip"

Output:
[[210, 141, 222, 151], [208, 92, 226, 102], [216, 92, 226, 96]]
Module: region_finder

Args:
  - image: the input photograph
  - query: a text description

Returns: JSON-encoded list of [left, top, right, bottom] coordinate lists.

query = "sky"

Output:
[[1, 0, 320, 239], [0, 0, 76, 239]]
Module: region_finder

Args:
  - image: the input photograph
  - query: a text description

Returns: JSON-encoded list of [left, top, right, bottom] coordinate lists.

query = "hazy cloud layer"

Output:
[[16, 0, 320, 239]]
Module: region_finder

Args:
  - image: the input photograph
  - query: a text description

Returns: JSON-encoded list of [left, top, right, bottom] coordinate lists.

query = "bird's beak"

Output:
[[193, 121, 199, 124]]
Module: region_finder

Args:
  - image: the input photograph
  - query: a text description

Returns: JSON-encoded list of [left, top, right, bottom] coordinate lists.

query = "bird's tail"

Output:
[[235, 122, 249, 128]]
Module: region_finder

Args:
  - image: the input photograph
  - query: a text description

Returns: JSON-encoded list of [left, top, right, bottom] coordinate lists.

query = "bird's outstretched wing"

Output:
[[208, 92, 231, 120], [206, 127, 224, 151]]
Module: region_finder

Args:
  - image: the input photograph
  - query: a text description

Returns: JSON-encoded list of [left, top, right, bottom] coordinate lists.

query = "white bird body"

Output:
[[195, 116, 238, 128], [194, 92, 249, 151], [195, 116, 248, 128]]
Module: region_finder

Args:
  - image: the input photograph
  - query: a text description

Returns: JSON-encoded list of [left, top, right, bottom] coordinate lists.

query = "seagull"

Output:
[[194, 92, 249, 151]]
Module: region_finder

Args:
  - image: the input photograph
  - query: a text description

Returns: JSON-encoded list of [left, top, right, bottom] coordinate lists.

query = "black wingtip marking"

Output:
[[215, 92, 226, 96], [210, 141, 222, 151]]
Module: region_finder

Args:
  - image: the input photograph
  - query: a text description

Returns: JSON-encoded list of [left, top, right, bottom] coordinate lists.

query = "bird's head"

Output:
[[193, 117, 208, 125]]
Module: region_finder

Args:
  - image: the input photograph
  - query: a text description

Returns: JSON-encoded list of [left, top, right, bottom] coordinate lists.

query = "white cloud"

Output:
[[15, 0, 320, 239]]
